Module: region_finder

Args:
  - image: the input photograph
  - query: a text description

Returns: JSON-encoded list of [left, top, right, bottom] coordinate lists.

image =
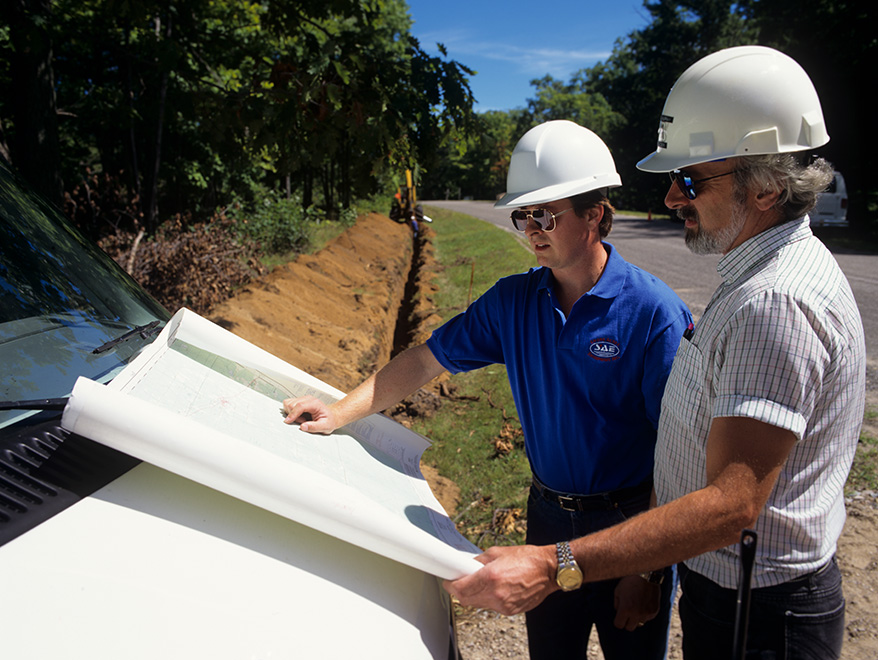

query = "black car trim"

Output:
[[0, 414, 140, 546]]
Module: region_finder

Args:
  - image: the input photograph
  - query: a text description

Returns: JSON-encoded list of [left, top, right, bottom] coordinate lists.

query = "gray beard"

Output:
[[683, 204, 747, 255]]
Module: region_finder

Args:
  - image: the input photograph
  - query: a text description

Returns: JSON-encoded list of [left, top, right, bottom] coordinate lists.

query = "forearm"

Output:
[[572, 482, 757, 582], [329, 343, 445, 427], [443, 483, 749, 615], [445, 418, 796, 615], [574, 416, 796, 581]]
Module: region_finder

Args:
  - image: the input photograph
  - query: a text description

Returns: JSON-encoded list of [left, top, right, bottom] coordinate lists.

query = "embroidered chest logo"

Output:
[[588, 338, 621, 361]]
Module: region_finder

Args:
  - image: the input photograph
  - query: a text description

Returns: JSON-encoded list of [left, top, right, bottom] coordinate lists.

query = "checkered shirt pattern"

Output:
[[654, 217, 866, 589]]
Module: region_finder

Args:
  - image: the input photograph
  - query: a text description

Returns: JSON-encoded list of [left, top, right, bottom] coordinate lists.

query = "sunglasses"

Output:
[[669, 169, 736, 200], [509, 207, 573, 232]]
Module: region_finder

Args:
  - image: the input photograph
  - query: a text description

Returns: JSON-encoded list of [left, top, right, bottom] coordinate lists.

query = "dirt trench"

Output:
[[211, 213, 410, 391], [208, 212, 458, 510]]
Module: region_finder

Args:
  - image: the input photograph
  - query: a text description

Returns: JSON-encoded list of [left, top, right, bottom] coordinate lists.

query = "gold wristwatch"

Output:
[[555, 541, 583, 591]]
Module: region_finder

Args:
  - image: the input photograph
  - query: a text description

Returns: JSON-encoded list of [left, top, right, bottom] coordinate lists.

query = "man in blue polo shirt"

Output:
[[283, 120, 691, 659]]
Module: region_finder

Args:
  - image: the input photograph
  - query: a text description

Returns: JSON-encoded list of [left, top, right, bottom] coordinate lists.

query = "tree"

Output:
[[737, 0, 875, 233], [525, 72, 624, 140], [441, 1, 754, 211], [420, 109, 525, 201], [0, 0, 478, 238], [582, 0, 753, 210], [252, 1, 476, 212], [0, 0, 63, 207]]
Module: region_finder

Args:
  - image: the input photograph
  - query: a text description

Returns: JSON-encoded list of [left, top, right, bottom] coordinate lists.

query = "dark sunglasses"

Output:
[[669, 169, 736, 200], [509, 207, 573, 232]]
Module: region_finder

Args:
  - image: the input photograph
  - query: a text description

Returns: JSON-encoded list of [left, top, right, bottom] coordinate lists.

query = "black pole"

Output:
[[732, 529, 758, 660]]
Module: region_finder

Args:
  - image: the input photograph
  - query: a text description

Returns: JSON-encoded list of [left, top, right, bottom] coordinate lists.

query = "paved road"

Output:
[[423, 200, 877, 394]]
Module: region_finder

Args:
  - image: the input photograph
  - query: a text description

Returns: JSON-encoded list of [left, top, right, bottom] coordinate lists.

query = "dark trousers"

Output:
[[678, 559, 845, 660], [524, 484, 675, 660]]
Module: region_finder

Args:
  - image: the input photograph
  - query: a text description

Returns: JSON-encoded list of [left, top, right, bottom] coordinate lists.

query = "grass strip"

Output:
[[414, 206, 535, 548]]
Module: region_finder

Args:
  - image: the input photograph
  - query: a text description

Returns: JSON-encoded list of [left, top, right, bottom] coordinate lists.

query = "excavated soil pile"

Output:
[[210, 213, 412, 391]]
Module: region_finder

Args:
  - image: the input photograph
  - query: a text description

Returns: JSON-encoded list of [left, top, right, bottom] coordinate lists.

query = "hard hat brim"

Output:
[[493, 175, 621, 209], [635, 150, 713, 173]]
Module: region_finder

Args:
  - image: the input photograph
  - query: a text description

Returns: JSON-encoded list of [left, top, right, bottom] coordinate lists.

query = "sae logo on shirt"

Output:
[[588, 338, 621, 361]]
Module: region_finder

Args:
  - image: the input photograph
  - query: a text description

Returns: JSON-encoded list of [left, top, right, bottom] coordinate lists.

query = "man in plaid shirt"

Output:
[[445, 46, 865, 660]]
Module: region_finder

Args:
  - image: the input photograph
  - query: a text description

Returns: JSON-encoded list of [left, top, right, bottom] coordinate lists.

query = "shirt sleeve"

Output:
[[426, 284, 507, 374], [712, 290, 832, 440]]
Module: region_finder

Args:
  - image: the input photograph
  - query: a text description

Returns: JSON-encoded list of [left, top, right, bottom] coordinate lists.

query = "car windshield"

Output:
[[0, 159, 170, 429]]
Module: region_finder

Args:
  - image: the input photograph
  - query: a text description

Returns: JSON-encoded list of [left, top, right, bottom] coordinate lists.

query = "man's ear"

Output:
[[754, 187, 782, 211], [585, 204, 604, 226]]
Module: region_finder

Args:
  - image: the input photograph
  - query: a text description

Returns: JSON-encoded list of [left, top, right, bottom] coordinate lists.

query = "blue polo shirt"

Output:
[[426, 242, 691, 495]]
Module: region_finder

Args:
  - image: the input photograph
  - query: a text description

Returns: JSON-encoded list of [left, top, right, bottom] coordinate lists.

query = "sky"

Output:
[[404, 1, 652, 112]]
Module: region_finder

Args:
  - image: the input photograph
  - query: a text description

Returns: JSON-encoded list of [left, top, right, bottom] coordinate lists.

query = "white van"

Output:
[[811, 171, 848, 228]]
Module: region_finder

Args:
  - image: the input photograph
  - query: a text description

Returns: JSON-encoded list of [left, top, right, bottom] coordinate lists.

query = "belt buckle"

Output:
[[557, 495, 580, 512]]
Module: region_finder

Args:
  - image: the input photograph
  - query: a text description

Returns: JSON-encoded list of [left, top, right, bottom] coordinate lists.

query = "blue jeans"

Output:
[[678, 559, 845, 660], [525, 484, 675, 660]]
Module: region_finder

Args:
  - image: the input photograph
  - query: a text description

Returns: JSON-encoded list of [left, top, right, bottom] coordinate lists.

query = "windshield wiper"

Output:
[[0, 398, 68, 412], [92, 320, 161, 355]]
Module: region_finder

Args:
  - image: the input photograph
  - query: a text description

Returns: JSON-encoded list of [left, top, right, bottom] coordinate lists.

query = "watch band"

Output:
[[556, 541, 575, 566], [555, 541, 583, 591]]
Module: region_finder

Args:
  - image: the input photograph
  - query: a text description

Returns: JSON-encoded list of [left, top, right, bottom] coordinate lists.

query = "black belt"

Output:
[[531, 477, 653, 512]]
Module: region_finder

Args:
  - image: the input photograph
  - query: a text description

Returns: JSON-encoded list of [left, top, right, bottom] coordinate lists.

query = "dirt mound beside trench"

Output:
[[210, 213, 411, 390], [208, 212, 457, 511]]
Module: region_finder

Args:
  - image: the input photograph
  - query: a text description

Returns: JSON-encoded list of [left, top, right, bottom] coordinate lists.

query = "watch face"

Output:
[[557, 565, 583, 591]]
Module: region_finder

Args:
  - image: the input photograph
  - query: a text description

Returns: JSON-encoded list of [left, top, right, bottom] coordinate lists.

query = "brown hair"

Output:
[[570, 188, 615, 237]]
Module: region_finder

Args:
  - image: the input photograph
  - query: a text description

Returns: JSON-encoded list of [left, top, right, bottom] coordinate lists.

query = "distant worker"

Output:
[[390, 169, 430, 234], [283, 119, 692, 659], [444, 46, 866, 660]]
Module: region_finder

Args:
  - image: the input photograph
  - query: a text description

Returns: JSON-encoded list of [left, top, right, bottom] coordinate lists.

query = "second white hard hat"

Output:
[[494, 120, 621, 209], [637, 45, 829, 173]]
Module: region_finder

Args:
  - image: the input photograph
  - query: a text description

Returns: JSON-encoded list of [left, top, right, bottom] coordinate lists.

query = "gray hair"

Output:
[[733, 153, 835, 222]]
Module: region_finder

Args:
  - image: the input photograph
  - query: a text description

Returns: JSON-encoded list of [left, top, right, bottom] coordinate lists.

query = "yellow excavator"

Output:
[[389, 169, 431, 233]]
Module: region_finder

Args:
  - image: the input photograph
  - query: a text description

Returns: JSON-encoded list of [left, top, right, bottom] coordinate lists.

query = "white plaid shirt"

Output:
[[654, 217, 866, 589]]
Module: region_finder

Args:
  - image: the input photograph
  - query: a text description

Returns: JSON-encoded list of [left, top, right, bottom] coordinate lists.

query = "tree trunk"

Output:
[[1, 0, 63, 207], [143, 12, 172, 233], [121, 19, 143, 221], [303, 170, 313, 208], [340, 141, 351, 209]]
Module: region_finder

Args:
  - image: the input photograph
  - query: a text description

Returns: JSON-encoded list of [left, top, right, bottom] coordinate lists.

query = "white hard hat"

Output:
[[494, 120, 621, 209], [637, 45, 829, 173]]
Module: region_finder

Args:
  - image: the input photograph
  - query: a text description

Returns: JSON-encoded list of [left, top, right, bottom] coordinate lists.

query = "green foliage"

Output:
[[423, 1, 874, 236], [422, 2, 754, 208], [0, 0, 478, 237], [225, 188, 314, 255], [4, 0, 873, 236], [569, 0, 754, 211], [735, 0, 876, 234], [526, 72, 625, 137], [224, 183, 357, 258], [420, 109, 528, 201], [411, 205, 536, 546]]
